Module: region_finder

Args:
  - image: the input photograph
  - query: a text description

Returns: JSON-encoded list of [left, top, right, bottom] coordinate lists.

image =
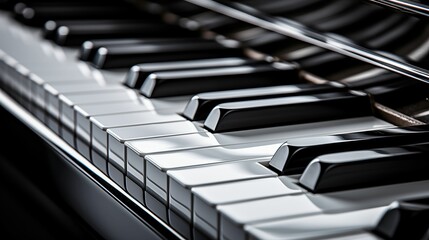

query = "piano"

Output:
[[1, 0, 429, 239]]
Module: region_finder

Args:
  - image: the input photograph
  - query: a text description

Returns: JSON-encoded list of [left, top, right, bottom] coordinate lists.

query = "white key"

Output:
[[74, 95, 190, 160], [192, 176, 304, 239], [91, 111, 185, 174], [218, 180, 429, 240], [168, 160, 276, 220], [245, 206, 388, 240], [132, 117, 392, 211]]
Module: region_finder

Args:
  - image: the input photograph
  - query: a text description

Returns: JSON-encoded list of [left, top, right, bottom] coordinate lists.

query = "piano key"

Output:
[[49, 85, 126, 141], [90, 111, 185, 173], [15, 5, 147, 27], [2, 1, 428, 240], [137, 117, 391, 213], [43, 19, 164, 41], [245, 206, 389, 240], [269, 124, 429, 174], [140, 61, 300, 98], [74, 101, 160, 159], [123, 56, 256, 89], [299, 143, 429, 193], [72, 95, 190, 160], [1, 57, 27, 104], [218, 180, 429, 240], [92, 39, 244, 69], [107, 121, 205, 174], [56, 89, 140, 135], [373, 196, 429, 240], [325, 232, 383, 240], [104, 120, 205, 185], [28, 72, 116, 121], [1, 54, 119, 122], [192, 176, 304, 239], [54, 21, 199, 46], [204, 90, 372, 133], [78, 38, 199, 62], [168, 159, 276, 222], [182, 82, 345, 121]]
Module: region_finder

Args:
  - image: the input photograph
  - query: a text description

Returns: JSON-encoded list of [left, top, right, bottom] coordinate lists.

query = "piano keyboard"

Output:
[[1, 0, 429, 239]]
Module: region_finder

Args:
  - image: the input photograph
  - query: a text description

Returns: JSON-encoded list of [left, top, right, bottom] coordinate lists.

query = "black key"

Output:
[[43, 19, 160, 41], [92, 40, 244, 69], [183, 82, 345, 121], [54, 22, 198, 46], [15, 5, 144, 27], [204, 90, 372, 133], [299, 143, 429, 193], [269, 124, 429, 175], [79, 38, 200, 62], [139, 61, 300, 98], [373, 197, 429, 240], [124, 57, 255, 89]]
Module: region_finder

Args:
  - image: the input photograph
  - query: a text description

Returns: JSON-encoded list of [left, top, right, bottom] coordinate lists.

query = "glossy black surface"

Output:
[[43, 19, 160, 41], [140, 61, 300, 98], [373, 197, 429, 240], [299, 143, 429, 193], [0, 107, 102, 240], [53, 22, 198, 47], [78, 38, 198, 62], [14, 5, 144, 27], [204, 90, 372, 132], [269, 124, 429, 174], [123, 57, 255, 90], [91, 40, 242, 69], [182, 82, 344, 121]]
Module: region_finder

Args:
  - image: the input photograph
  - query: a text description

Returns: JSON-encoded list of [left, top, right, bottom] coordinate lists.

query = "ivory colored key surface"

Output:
[[219, 179, 429, 240], [192, 176, 304, 239], [245, 206, 388, 240], [168, 159, 277, 221], [125, 116, 392, 196], [90, 110, 185, 173]]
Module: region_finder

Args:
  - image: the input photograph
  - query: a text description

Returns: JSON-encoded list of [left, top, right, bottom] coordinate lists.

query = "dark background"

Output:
[[0, 106, 102, 240]]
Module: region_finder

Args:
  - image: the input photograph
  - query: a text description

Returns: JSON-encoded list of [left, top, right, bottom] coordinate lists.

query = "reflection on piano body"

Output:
[[1, 0, 429, 239]]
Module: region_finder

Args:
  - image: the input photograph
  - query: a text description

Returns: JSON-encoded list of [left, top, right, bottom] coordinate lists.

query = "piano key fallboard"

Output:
[[1, 0, 429, 239]]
